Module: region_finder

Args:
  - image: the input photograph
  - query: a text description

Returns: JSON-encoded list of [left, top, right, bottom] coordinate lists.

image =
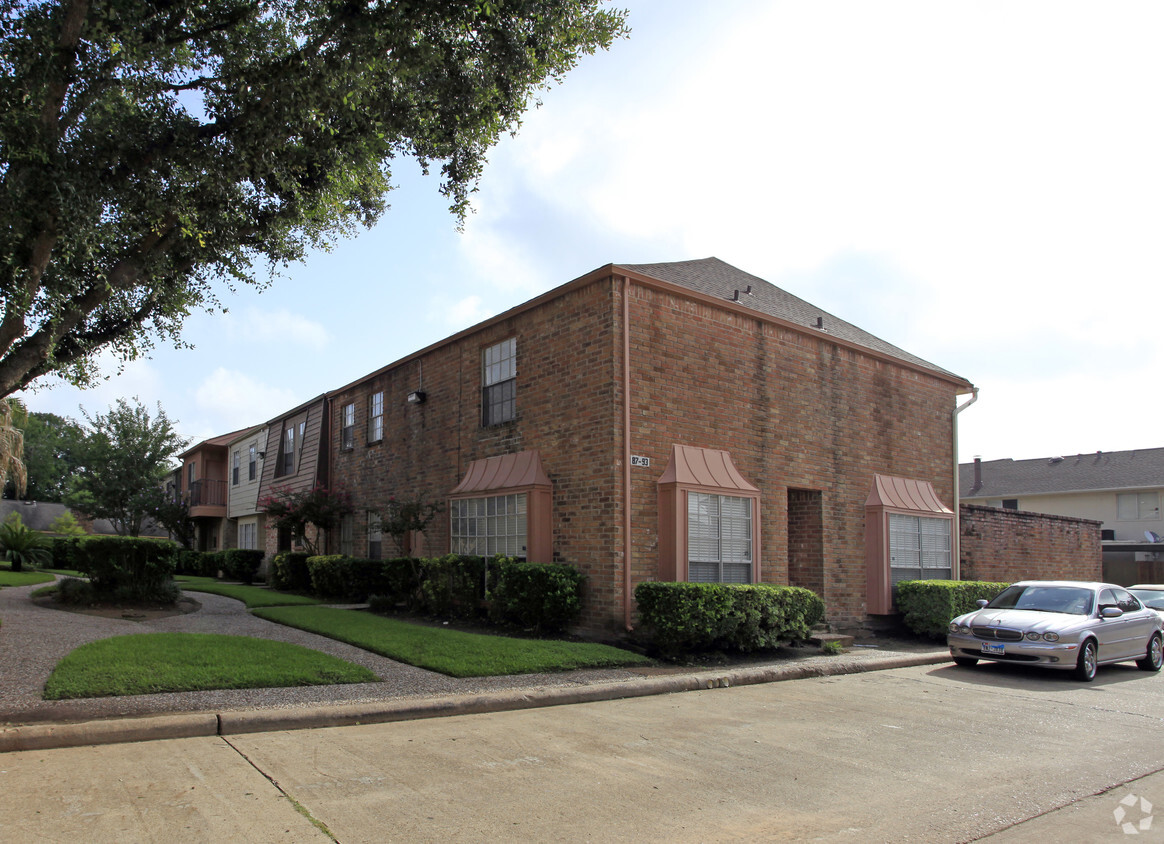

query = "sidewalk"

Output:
[[0, 578, 950, 752]]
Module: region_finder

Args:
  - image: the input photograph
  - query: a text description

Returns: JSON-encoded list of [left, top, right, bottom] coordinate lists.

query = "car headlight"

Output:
[[949, 623, 971, 635], [1042, 632, 1059, 642]]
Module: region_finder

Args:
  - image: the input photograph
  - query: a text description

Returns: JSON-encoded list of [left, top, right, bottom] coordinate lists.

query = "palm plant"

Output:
[[0, 512, 50, 572]]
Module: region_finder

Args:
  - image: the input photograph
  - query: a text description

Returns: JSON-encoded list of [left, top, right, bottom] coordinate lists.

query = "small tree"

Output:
[[258, 485, 353, 555], [147, 491, 195, 549], [48, 510, 87, 537], [377, 493, 444, 557], [0, 512, 50, 571]]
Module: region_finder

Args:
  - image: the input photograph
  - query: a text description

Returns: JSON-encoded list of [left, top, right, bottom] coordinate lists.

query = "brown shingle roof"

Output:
[[617, 257, 965, 381], [960, 447, 1164, 497]]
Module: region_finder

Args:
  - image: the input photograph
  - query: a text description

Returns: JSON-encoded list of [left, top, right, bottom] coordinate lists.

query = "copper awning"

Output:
[[450, 450, 551, 495], [865, 473, 952, 514]]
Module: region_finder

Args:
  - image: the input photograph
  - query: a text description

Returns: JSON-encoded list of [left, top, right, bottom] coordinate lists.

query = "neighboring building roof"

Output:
[[960, 447, 1164, 498], [178, 426, 256, 459], [618, 258, 966, 382], [0, 500, 168, 536]]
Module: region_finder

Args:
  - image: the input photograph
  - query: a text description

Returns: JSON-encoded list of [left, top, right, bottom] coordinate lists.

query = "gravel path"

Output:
[[0, 578, 945, 727]]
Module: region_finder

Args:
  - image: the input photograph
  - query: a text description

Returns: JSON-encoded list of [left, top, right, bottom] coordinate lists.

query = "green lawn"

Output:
[[253, 606, 652, 678], [176, 576, 321, 608], [0, 568, 54, 588], [43, 632, 378, 699]]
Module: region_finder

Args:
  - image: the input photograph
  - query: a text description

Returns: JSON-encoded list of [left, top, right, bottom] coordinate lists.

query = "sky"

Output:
[[16, 0, 1164, 464]]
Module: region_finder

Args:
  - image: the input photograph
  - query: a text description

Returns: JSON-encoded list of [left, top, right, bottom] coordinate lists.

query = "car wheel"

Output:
[[1137, 633, 1163, 672], [952, 657, 978, 668], [1074, 639, 1098, 682]]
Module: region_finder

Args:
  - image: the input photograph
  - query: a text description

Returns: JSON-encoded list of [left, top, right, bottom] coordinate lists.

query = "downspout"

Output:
[[952, 387, 979, 579], [622, 277, 634, 631]]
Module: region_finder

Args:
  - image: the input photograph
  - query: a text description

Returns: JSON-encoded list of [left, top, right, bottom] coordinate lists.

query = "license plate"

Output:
[[981, 642, 1005, 655]]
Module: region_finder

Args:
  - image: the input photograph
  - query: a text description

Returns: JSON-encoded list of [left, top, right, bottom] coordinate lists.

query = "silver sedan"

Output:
[[947, 581, 1164, 681]]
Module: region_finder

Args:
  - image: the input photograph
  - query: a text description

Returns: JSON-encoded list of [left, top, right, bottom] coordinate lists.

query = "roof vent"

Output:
[[744, 285, 754, 295], [815, 316, 825, 330], [1048, 456, 1063, 464]]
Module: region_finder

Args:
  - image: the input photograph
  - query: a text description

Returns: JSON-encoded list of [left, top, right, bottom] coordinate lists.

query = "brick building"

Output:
[[317, 258, 974, 633]]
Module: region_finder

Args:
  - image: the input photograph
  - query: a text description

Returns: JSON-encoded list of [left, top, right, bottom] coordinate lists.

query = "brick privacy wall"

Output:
[[322, 272, 962, 633], [625, 282, 961, 628], [326, 280, 622, 630], [959, 504, 1102, 582]]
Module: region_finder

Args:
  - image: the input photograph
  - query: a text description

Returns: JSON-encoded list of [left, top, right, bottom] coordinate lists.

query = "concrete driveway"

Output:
[[2, 660, 1162, 842]]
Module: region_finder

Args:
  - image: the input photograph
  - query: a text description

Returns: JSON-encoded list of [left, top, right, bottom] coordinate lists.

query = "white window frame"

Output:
[[481, 338, 517, 426], [450, 493, 527, 557], [341, 403, 355, 451], [687, 492, 753, 583], [368, 391, 384, 443]]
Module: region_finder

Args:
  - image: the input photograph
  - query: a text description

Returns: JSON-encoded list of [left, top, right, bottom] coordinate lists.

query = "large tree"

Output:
[[0, 1, 627, 396], [14, 410, 85, 501], [64, 397, 189, 535]]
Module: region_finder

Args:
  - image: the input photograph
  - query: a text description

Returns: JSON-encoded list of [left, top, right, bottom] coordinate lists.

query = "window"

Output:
[[340, 513, 354, 556], [239, 522, 257, 550], [248, 444, 257, 481], [368, 512, 382, 560], [889, 513, 951, 585], [187, 462, 196, 485], [368, 392, 384, 443], [281, 425, 296, 476], [341, 403, 355, 450], [481, 337, 516, 426], [1002, 499, 1018, 510], [688, 493, 752, 583], [450, 493, 527, 557], [232, 450, 240, 486], [1118, 492, 1160, 521]]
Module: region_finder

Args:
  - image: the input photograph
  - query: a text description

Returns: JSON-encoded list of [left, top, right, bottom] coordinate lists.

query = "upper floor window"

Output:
[[187, 462, 196, 485], [368, 391, 384, 443], [482, 337, 516, 426], [281, 425, 296, 476], [1118, 492, 1160, 521], [341, 403, 355, 451], [232, 450, 240, 486], [248, 444, 257, 481]]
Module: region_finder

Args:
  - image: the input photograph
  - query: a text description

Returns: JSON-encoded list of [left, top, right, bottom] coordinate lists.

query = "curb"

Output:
[[0, 651, 951, 753]]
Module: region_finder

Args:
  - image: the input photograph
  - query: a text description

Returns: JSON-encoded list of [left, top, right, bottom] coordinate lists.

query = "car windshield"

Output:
[[1131, 589, 1164, 610], [986, 585, 1094, 615]]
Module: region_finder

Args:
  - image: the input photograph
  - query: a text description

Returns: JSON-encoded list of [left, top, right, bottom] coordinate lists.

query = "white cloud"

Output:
[[222, 308, 331, 351], [191, 368, 297, 436]]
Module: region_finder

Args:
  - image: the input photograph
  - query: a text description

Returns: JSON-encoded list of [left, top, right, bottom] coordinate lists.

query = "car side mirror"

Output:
[[976, 599, 988, 608], [1101, 607, 1124, 619]]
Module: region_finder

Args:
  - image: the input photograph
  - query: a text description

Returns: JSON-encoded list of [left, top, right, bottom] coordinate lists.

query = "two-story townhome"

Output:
[[257, 395, 330, 558], [176, 428, 253, 551], [319, 258, 975, 633], [226, 425, 268, 555], [960, 449, 1164, 583]]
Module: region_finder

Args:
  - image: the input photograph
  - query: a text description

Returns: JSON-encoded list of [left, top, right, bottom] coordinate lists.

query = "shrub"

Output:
[[0, 512, 51, 571], [490, 560, 584, 633], [48, 511, 87, 537], [634, 582, 826, 656], [173, 549, 205, 577], [50, 536, 80, 570], [73, 535, 178, 603], [306, 555, 410, 602], [895, 579, 1011, 639], [269, 552, 312, 592], [200, 550, 227, 578], [55, 576, 96, 606], [221, 549, 264, 584], [415, 554, 489, 618]]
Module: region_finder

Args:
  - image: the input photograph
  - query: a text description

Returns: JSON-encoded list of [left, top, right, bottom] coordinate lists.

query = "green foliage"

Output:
[[258, 485, 352, 555], [173, 549, 207, 577], [0, 511, 50, 571], [821, 639, 844, 655], [376, 493, 444, 556], [489, 560, 584, 633], [43, 633, 377, 699], [54, 576, 97, 606], [63, 398, 189, 536], [253, 606, 650, 678], [270, 552, 313, 593], [220, 548, 264, 584], [414, 554, 488, 618], [73, 535, 178, 603], [634, 582, 826, 656], [16, 412, 85, 501], [148, 494, 195, 548], [49, 536, 79, 570], [0, 1, 627, 397], [895, 580, 1012, 639], [305, 554, 413, 603], [0, 567, 54, 588], [47, 510, 87, 536]]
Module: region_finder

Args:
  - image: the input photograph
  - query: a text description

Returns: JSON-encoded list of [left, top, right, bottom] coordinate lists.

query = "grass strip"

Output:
[[176, 577, 321, 608], [0, 569, 54, 588], [43, 632, 378, 699], [253, 606, 652, 678]]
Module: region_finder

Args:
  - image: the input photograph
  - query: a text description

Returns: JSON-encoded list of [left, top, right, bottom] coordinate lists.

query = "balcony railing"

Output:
[[188, 479, 227, 508]]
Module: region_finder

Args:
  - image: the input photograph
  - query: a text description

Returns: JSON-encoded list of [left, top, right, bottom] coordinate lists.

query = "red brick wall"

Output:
[[322, 272, 963, 633], [959, 504, 1102, 582], [625, 282, 961, 627]]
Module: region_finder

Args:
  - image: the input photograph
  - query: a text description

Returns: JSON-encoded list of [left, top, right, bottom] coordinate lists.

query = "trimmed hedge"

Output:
[[415, 554, 488, 618], [73, 535, 179, 603], [269, 552, 312, 593], [221, 549, 264, 584], [895, 579, 1011, 639], [489, 560, 583, 633], [50, 537, 79, 570], [635, 582, 826, 655]]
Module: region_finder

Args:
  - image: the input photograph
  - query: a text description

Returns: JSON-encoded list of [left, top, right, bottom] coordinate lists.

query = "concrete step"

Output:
[[808, 633, 855, 649]]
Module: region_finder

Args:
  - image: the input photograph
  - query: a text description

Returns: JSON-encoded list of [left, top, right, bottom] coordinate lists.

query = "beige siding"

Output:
[[227, 427, 267, 519]]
